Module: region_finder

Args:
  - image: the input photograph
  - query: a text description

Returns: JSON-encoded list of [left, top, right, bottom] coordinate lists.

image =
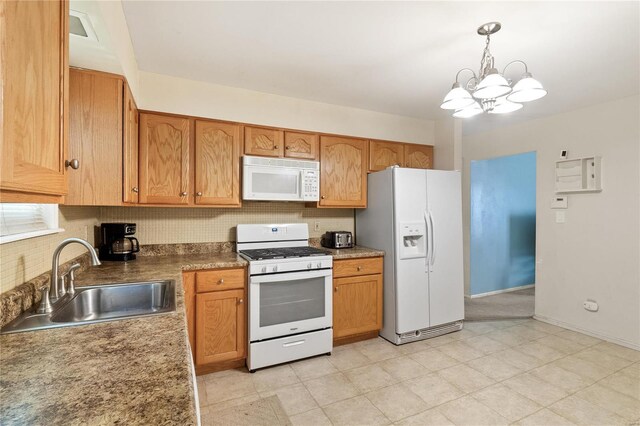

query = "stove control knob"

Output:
[[317, 262, 322, 268], [307, 263, 313, 269], [272, 266, 278, 272], [261, 266, 267, 273]]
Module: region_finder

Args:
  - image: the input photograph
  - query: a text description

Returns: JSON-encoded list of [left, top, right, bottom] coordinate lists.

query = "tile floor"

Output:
[[197, 319, 640, 425]]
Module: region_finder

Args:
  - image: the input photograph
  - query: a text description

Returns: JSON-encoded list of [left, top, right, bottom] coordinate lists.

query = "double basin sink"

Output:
[[1, 280, 176, 334]]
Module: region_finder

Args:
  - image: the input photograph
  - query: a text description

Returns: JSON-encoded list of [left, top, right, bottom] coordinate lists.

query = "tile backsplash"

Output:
[[0, 202, 354, 293]]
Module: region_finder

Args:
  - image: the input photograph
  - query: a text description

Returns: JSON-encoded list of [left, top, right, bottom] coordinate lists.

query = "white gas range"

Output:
[[236, 224, 333, 372]]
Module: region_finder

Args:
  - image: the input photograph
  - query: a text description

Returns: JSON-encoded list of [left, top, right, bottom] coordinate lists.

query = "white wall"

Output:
[[462, 95, 640, 348], [434, 117, 462, 170], [139, 72, 435, 145]]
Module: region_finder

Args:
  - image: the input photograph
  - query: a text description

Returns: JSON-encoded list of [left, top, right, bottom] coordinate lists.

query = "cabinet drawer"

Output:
[[333, 257, 383, 278], [196, 268, 245, 292]]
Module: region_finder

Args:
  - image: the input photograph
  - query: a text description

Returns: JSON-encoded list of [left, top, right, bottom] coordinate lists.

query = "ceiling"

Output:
[[121, 1, 639, 130]]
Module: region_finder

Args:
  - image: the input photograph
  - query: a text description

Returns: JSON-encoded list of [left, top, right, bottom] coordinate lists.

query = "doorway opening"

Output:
[[466, 151, 536, 320]]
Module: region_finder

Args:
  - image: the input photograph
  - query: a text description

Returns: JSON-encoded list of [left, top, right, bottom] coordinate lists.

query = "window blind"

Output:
[[0, 204, 50, 237]]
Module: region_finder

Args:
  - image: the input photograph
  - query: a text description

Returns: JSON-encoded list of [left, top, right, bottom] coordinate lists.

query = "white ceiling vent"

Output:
[[69, 10, 98, 42]]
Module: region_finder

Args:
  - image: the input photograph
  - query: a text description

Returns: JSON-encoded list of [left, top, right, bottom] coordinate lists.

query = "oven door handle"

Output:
[[250, 269, 332, 284]]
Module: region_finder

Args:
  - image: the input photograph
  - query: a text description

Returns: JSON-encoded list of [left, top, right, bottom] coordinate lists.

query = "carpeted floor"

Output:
[[465, 287, 535, 321]]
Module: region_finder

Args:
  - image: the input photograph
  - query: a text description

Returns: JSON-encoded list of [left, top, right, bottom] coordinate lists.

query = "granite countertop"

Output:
[[320, 245, 385, 259], [0, 253, 247, 426]]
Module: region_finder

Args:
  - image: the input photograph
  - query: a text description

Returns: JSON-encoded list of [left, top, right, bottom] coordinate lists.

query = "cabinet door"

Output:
[[319, 136, 367, 208], [1, 0, 69, 201], [139, 113, 191, 204], [284, 131, 318, 160], [333, 274, 383, 338], [196, 290, 246, 365], [244, 126, 284, 157], [369, 140, 404, 172], [123, 84, 139, 203], [66, 69, 123, 205], [404, 144, 434, 169], [195, 120, 241, 206]]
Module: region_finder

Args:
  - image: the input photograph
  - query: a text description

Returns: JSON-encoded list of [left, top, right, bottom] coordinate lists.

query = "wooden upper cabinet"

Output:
[[66, 69, 123, 205], [1, 0, 69, 202], [369, 140, 404, 172], [123, 84, 139, 204], [244, 126, 284, 157], [404, 144, 434, 169], [319, 136, 368, 208], [196, 289, 246, 366], [139, 113, 191, 204], [195, 120, 241, 206], [333, 274, 383, 339], [284, 131, 318, 160]]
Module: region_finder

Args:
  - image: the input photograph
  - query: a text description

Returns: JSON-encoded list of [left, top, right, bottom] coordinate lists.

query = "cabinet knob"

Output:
[[239, 298, 244, 304], [334, 287, 338, 292], [132, 187, 139, 193], [357, 266, 362, 271], [218, 279, 224, 285], [196, 192, 203, 196], [321, 195, 326, 199], [274, 145, 279, 149], [285, 146, 290, 150], [180, 191, 188, 197], [65, 159, 80, 169]]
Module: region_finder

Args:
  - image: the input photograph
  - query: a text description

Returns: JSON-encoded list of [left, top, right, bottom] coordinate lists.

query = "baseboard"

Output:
[[534, 314, 640, 351], [467, 284, 535, 299]]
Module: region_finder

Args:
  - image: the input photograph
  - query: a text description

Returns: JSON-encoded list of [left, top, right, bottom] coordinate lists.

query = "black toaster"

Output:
[[321, 231, 353, 249]]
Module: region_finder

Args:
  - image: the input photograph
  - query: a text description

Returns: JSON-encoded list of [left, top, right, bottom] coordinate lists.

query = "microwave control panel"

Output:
[[302, 170, 319, 201]]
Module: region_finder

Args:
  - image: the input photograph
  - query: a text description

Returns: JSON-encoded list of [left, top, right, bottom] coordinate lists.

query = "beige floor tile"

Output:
[[524, 320, 566, 335], [574, 347, 633, 371], [549, 395, 627, 425], [251, 364, 300, 393], [396, 339, 432, 355], [447, 329, 477, 341], [508, 325, 549, 341], [484, 328, 531, 347], [290, 356, 338, 381], [514, 408, 576, 426], [405, 373, 465, 408], [289, 407, 332, 426], [357, 338, 402, 362], [197, 380, 209, 408], [463, 334, 509, 355], [205, 393, 262, 414], [423, 333, 457, 347], [395, 408, 455, 425], [304, 372, 359, 407], [205, 373, 257, 404], [462, 321, 500, 335], [409, 348, 460, 372], [260, 383, 318, 416], [487, 319, 527, 329], [502, 373, 569, 406], [552, 355, 616, 381], [366, 383, 428, 422], [466, 354, 524, 381], [592, 341, 640, 362], [437, 341, 484, 362], [492, 348, 545, 371], [323, 395, 390, 426], [437, 395, 509, 425], [378, 356, 430, 382], [620, 363, 640, 379], [535, 335, 586, 354], [205, 396, 288, 426], [472, 383, 542, 422], [529, 363, 593, 393], [554, 329, 602, 347], [514, 341, 565, 363], [575, 383, 640, 421], [327, 346, 371, 371], [437, 364, 495, 394], [598, 371, 640, 400], [345, 363, 397, 393]]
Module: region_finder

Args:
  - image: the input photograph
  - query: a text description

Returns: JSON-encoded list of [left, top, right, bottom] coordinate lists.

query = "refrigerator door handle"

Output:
[[424, 211, 431, 272], [428, 211, 436, 267]]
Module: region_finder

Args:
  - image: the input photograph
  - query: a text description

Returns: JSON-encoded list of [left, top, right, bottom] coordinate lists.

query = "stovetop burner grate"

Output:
[[239, 246, 330, 260]]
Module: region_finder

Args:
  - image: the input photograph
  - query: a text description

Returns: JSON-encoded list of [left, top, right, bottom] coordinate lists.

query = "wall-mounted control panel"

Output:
[[398, 222, 426, 259]]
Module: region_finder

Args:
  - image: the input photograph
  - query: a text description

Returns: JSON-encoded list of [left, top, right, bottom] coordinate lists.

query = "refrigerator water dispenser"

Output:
[[399, 222, 426, 259]]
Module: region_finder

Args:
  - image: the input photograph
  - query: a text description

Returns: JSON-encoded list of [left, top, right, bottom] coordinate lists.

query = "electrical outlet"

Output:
[[584, 300, 599, 312], [314, 221, 320, 232]]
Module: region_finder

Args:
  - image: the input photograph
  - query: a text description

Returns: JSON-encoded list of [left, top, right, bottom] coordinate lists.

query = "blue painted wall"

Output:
[[470, 151, 536, 296]]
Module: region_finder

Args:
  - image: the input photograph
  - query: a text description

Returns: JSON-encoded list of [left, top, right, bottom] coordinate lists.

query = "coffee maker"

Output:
[[99, 223, 140, 261]]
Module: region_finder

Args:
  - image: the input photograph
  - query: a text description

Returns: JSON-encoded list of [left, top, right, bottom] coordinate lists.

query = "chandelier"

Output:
[[441, 22, 547, 118]]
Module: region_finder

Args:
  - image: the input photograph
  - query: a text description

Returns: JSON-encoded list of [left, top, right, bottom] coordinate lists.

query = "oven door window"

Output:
[[252, 172, 299, 197], [260, 276, 325, 327]]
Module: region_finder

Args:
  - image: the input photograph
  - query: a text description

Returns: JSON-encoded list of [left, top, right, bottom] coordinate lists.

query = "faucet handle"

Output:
[[57, 276, 67, 298], [36, 286, 53, 314], [66, 263, 81, 296]]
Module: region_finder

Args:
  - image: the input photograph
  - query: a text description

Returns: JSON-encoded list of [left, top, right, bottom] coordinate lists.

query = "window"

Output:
[[0, 204, 63, 244]]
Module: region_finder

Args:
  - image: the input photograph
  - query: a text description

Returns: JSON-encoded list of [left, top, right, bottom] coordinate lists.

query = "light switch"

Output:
[[555, 211, 566, 223]]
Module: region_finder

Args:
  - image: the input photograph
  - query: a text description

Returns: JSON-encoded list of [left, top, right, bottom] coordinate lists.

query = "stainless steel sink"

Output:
[[1, 280, 176, 334]]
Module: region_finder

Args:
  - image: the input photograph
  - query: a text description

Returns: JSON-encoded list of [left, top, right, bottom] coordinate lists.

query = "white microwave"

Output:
[[242, 156, 319, 202]]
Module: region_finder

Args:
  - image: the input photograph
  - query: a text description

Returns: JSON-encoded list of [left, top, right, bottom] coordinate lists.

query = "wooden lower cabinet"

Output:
[[332, 257, 383, 344]]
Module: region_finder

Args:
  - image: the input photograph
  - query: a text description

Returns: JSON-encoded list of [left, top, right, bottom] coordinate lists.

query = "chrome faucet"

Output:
[[48, 238, 101, 304]]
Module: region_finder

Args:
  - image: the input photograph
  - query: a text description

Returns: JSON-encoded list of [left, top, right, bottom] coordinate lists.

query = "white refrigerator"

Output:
[[356, 167, 464, 345]]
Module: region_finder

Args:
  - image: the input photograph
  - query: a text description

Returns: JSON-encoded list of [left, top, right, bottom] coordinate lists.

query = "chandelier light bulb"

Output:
[[473, 70, 512, 100], [488, 96, 523, 114], [507, 72, 548, 102], [440, 83, 475, 110]]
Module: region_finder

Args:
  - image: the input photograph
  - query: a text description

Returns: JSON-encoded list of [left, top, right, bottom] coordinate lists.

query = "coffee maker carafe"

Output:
[[99, 223, 140, 261]]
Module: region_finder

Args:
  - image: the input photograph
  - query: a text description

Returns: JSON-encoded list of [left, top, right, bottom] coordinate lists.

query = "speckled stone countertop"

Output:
[[308, 239, 385, 259], [0, 252, 247, 426]]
